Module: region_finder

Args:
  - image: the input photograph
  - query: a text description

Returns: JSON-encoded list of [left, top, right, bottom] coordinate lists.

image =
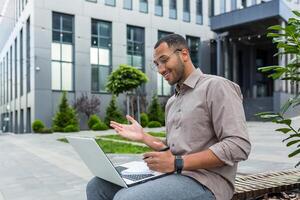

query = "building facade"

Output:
[[0, 0, 214, 132], [0, 0, 299, 133]]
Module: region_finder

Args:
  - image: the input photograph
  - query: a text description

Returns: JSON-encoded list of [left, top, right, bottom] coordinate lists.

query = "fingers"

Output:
[[126, 115, 137, 124], [110, 121, 123, 128], [143, 152, 158, 159], [110, 121, 123, 129]]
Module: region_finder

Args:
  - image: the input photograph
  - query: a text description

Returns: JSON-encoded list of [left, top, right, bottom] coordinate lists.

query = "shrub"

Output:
[[147, 121, 162, 128], [92, 122, 109, 131], [40, 128, 53, 134], [104, 95, 126, 126], [148, 94, 165, 125], [63, 124, 80, 133], [88, 114, 101, 129], [32, 120, 45, 132], [140, 112, 149, 127], [52, 92, 80, 132]]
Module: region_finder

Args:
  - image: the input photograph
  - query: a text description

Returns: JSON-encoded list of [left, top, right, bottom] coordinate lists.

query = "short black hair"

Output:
[[154, 34, 189, 50]]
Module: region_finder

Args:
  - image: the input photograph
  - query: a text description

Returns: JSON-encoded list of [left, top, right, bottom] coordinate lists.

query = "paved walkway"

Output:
[[0, 121, 299, 200]]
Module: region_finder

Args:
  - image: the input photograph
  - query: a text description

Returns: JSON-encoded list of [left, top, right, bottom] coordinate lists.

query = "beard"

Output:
[[167, 58, 185, 85]]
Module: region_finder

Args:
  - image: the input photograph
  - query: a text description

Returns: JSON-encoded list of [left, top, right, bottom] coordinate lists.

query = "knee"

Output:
[[86, 177, 102, 196], [113, 190, 136, 200]]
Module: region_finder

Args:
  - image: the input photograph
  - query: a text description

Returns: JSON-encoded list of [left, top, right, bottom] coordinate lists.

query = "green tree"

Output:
[[106, 64, 148, 122], [148, 94, 165, 125], [104, 95, 126, 126], [257, 11, 300, 167], [52, 92, 80, 132]]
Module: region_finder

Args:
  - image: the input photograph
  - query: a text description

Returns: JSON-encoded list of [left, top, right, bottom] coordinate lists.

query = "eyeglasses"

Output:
[[151, 49, 182, 71]]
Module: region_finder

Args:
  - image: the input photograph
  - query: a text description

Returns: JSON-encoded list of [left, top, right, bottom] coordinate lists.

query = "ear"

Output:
[[181, 48, 190, 62]]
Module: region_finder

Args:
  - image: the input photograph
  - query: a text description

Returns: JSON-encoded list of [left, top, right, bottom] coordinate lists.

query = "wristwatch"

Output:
[[174, 155, 184, 174]]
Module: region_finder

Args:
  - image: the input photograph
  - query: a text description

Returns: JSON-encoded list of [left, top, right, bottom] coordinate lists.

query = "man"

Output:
[[86, 34, 251, 200]]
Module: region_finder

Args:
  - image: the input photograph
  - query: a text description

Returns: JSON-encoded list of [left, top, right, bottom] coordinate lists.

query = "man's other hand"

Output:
[[143, 150, 175, 173]]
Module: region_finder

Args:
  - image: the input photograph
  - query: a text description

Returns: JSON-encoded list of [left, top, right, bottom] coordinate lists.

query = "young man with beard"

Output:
[[86, 34, 251, 200]]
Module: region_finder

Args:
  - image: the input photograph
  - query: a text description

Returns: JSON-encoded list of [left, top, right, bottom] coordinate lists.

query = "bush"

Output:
[[52, 92, 80, 132], [88, 114, 101, 129], [40, 128, 53, 134], [148, 94, 165, 125], [92, 122, 109, 131], [32, 120, 45, 132], [104, 95, 127, 126], [140, 113, 149, 127], [63, 124, 80, 133], [147, 121, 162, 128]]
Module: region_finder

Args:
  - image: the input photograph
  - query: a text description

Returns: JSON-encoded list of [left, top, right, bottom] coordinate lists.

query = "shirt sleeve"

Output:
[[207, 78, 251, 166]]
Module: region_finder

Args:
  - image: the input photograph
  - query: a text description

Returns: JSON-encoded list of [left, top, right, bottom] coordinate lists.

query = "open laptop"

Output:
[[67, 136, 166, 187]]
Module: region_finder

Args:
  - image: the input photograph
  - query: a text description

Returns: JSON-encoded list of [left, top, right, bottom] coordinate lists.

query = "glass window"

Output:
[[186, 36, 200, 68], [123, 0, 132, 10], [169, 0, 177, 19], [157, 31, 172, 96], [51, 12, 74, 91], [91, 19, 112, 93], [209, 0, 215, 17], [220, 0, 226, 13], [231, 0, 237, 10], [155, 0, 163, 16], [196, 0, 203, 24], [26, 17, 30, 93], [241, 0, 247, 8], [183, 0, 190, 22], [99, 66, 109, 91], [20, 29, 23, 96], [105, 0, 115, 6], [139, 0, 148, 13], [127, 25, 145, 71], [86, 0, 97, 2], [158, 30, 172, 40]]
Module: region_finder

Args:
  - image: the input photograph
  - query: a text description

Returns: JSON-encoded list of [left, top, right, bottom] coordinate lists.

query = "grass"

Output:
[[57, 137, 151, 154]]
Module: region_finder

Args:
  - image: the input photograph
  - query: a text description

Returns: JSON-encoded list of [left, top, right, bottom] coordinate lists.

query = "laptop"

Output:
[[67, 136, 166, 187]]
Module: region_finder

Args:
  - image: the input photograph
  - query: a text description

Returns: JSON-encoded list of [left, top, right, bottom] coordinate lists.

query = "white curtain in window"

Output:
[[98, 48, 110, 66], [51, 61, 61, 90], [61, 63, 72, 91], [51, 43, 60, 60], [61, 44, 72, 62]]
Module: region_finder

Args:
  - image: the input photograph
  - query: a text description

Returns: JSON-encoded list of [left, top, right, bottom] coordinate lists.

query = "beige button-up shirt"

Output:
[[165, 69, 251, 200]]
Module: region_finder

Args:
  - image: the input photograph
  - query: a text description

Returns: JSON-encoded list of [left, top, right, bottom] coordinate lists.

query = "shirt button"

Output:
[[172, 144, 175, 147], [178, 109, 181, 112]]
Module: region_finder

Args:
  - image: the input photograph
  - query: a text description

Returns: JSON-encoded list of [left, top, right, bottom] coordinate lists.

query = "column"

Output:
[[275, 19, 286, 92], [232, 42, 238, 83], [224, 38, 229, 79], [216, 37, 222, 76]]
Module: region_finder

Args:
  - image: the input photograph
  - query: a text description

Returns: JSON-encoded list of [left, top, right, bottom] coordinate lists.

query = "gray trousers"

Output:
[[86, 174, 215, 200]]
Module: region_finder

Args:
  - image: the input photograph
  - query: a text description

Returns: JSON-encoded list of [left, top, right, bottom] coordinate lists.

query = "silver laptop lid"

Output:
[[67, 136, 128, 188]]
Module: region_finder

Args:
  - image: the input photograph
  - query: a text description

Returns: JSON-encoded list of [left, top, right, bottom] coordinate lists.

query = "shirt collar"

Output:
[[175, 68, 203, 96], [183, 68, 203, 89]]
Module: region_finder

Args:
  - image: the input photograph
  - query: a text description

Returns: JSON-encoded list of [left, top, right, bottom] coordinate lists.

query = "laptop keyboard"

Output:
[[122, 174, 154, 181]]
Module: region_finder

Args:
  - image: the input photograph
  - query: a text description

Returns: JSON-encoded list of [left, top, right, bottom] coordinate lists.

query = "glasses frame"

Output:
[[151, 48, 182, 71]]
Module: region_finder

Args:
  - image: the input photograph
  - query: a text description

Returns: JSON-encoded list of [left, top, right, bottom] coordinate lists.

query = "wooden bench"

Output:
[[232, 169, 300, 200]]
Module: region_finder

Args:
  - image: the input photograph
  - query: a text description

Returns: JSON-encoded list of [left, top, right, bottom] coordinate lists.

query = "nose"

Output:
[[157, 63, 166, 74]]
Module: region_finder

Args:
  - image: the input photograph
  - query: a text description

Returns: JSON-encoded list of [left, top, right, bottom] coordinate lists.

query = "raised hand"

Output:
[[110, 115, 145, 142]]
